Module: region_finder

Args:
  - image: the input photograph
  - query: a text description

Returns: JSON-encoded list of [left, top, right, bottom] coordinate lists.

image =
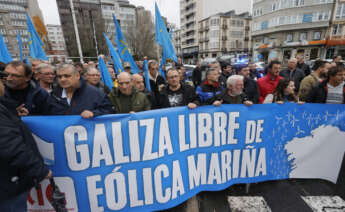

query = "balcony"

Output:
[[199, 38, 204, 42], [198, 27, 203, 32], [221, 47, 227, 52], [222, 36, 227, 41], [205, 26, 209, 31], [222, 25, 228, 30]]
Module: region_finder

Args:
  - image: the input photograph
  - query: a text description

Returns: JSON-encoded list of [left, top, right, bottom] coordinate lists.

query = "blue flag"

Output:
[[158, 56, 166, 80], [0, 33, 12, 64], [103, 33, 123, 75], [26, 14, 48, 61], [98, 56, 114, 90], [143, 59, 151, 92], [155, 3, 177, 63], [113, 14, 139, 74], [17, 33, 23, 61]]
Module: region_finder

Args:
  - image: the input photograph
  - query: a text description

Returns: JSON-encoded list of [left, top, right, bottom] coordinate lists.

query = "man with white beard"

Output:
[[213, 75, 253, 106]]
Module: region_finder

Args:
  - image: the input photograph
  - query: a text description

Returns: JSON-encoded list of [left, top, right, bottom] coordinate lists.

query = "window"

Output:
[[313, 31, 321, 40], [279, 16, 285, 25], [286, 33, 293, 42], [310, 48, 319, 59], [210, 18, 220, 26], [333, 24, 339, 35], [336, 3, 345, 19], [300, 32, 307, 41], [210, 30, 219, 38]]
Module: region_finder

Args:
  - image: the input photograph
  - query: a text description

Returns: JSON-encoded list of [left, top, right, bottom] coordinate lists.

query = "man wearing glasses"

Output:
[[3, 61, 50, 116], [36, 63, 56, 93], [49, 64, 113, 118]]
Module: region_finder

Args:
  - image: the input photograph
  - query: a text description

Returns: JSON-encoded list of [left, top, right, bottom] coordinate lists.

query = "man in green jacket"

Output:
[[298, 60, 329, 101], [108, 72, 151, 113]]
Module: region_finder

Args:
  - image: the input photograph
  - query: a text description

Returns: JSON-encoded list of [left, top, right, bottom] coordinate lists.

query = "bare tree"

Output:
[[125, 10, 157, 60]]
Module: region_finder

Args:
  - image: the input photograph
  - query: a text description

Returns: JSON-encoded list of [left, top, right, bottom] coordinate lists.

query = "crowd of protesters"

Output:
[[0, 54, 345, 211], [0, 55, 344, 119]]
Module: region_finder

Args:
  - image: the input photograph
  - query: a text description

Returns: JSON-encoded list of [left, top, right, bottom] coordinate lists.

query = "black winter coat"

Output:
[[306, 81, 345, 103], [49, 79, 114, 116], [192, 66, 202, 87], [160, 83, 200, 108], [279, 68, 305, 92], [4, 81, 50, 115], [244, 77, 260, 104], [297, 62, 311, 76], [149, 75, 166, 109], [0, 100, 49, 200]]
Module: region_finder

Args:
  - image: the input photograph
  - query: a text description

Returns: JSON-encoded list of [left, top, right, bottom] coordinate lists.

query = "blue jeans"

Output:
[[0, 191, 28, 212]]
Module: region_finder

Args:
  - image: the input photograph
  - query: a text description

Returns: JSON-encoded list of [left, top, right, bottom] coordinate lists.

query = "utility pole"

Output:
[[69, 0, 84, 63], [90, 10, 99, 57]]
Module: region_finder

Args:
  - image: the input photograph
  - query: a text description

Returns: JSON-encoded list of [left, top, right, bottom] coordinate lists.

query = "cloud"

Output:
[[37, 0, 60, 25], [129, 0, 180, 27]]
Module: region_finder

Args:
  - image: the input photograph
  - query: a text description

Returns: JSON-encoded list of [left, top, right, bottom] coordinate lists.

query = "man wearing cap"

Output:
[[123, 62, 131, 73]]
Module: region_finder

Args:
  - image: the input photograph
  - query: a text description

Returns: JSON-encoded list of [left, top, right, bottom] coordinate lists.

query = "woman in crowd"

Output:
[[264, 78, 303, 104]]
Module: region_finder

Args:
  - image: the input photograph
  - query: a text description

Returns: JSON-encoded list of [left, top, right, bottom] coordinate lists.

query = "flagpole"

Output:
[[69, 0, 84, 63]]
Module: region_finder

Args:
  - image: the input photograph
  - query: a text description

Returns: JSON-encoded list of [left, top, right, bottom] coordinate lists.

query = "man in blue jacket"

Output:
[[4, 61, 50, 116], [49, 64, 114, 117], [0, 80, 52, 211]]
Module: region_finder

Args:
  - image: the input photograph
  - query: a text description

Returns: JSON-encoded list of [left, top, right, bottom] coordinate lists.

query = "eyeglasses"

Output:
[[5, 72, 25, 78]]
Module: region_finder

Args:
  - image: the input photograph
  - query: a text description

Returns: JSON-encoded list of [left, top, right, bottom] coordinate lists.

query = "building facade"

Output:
[[172, 29, 182, 58], [56, 0, 107, 61], [100, 0, 120, 42], [46, 24, 67, 61], [199, 11, 252, 59], [0, 0, 29, 60], [180, 0, 251, 64], [56, 0, 137, 61], [327, 0, 345, 58], [252, 0, 333, 64]]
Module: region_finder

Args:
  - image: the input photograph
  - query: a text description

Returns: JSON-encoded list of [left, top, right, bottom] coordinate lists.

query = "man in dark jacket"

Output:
[[0, 80, 51, 211], [218, 62, 233, 89], [132, 73, 158, 108], [85, 67, 111, 94], [49, 64, 113, 117], [306, 66, 345, 104], [160, 68, 200, 108], [148, 60, 165, 108], [4, 61, 50, 116], [239, 66, 260, 103], [196, 67, 223, 105], [192, 62, 202, 88], [279, 58, 305, 92], [297, 55, 311, 76], [213, 75, 253, 106]]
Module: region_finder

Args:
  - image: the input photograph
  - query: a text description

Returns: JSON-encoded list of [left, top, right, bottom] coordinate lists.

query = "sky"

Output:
[[37, 0, 180, 27]]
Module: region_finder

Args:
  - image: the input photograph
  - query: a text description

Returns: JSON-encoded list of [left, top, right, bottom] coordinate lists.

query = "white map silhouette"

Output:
[[32, 134, 55, 165], [285, 125, 345, 183]]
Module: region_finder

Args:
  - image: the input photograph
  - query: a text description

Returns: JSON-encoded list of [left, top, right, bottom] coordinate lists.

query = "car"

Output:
[[183, 64, 196, 80]]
